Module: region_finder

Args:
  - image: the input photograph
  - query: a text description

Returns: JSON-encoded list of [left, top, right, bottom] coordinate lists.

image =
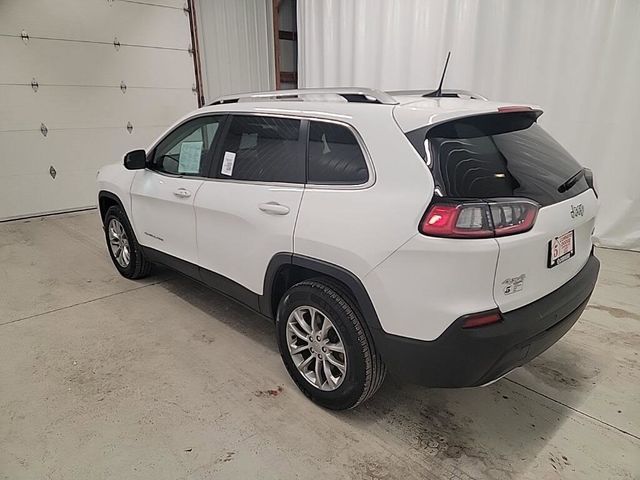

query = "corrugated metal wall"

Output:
[[0, 0, 198, 220], [195, 0, 275, 103]]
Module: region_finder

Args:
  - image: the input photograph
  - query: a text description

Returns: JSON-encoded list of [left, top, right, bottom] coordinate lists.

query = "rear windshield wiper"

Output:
[[557, 168, 585, 193]]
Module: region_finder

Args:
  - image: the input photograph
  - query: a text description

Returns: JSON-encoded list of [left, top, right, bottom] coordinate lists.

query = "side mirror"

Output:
[[124, 149, 147, 170]]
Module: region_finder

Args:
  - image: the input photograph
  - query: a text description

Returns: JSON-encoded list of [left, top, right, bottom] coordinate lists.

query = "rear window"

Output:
[[308, 121, 369, 185], [406, 112, 588, 206]]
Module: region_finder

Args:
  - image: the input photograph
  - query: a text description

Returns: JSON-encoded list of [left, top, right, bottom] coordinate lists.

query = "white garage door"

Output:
[[0, 0, 198, 221]]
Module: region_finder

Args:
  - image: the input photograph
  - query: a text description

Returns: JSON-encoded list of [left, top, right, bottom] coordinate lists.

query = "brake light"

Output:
[[420, 203, 493, 238], [497, 106, 533, 113], [461, 309, 503, 328], [419, 199, 539, 238]]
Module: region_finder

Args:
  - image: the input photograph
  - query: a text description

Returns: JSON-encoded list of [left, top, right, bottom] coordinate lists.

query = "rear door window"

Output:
[[408, 112, 588, 206], [215, 115, 304, 183], [308, 121, 369, 185]]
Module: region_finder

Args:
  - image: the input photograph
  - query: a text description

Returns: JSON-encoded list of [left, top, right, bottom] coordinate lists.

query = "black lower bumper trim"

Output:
[[373, 255, 600, 387]]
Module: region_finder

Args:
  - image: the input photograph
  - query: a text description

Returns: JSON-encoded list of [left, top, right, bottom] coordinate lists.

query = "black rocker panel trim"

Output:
[[136, 248, 384, 338], [141, 246, 261, 313], [201, 268, 260, 311], [142, 247, 200, 282]]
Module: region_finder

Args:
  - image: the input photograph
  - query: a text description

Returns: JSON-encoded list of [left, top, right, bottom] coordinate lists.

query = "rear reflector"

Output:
[[420, 198, 539, 239], [461, 310, 503, 329]]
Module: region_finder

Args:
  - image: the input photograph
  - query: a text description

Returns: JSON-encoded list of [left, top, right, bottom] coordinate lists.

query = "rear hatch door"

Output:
[[493, 189, 597, 312], [424, 111, 598, 312]]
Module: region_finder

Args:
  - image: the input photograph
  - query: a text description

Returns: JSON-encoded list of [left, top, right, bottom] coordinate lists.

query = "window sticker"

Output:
[[178, 141, 203, 174], [221, 151, 236, 176]]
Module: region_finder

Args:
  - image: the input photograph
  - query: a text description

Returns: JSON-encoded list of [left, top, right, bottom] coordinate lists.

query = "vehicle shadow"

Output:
[[158, 269, 592, 479], [157, 267, 278, 352]]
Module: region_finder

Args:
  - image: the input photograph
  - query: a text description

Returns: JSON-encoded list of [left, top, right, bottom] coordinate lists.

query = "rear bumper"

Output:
[[373, 254, 600, 387]]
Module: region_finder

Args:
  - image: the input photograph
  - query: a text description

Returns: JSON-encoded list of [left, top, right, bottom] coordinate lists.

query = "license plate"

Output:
[[548, 230, 575, 268]]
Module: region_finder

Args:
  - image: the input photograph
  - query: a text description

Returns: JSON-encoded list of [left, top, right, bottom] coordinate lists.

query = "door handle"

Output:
[[173, 188, 191, 198], [259, 202, 290, 215]]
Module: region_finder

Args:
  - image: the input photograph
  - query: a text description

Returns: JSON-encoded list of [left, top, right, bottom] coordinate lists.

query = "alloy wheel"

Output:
[[286, 306, 347, 391], [108, 218, 131, 268]]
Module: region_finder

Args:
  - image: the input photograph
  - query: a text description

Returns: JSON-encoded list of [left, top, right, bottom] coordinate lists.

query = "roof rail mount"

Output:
[[386, 89, 488, 101], [210, 88, 399, 106]]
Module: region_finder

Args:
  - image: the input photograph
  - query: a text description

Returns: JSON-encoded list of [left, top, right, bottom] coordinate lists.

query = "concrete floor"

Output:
[[0, 211, 638, 480]]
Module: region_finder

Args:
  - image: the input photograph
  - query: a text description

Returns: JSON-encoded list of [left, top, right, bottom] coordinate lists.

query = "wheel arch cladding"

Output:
[[262, 253, 384, 335], [98, 191, 124, 221]]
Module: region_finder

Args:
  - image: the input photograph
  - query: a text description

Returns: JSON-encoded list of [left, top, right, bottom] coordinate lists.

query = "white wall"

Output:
[[195, 0, 275, 103], [298, 0, 640, 251], [0, 0, 197, 220]]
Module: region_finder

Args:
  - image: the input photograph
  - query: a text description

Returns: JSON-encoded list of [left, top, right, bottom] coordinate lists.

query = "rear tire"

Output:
[[103, 205, 151, 279], [276, 279, 386, 410]]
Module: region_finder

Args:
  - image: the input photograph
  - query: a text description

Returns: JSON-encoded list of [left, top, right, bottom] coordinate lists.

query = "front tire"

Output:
[[103, 205, 151, 279], [276, 279, 386, 410]]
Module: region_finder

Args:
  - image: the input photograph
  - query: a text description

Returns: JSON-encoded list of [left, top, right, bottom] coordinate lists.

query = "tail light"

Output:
[[419, 198, 539, 239]]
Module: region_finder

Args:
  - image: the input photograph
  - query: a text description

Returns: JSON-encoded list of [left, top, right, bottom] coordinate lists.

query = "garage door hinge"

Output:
[[113, 36, 120, 51], [40, 123, 48, 137], [120, 81, 127, 93], [183, 2, 190, 15], [49, 166, 57, 179], [126, 121, 133, 134], [21, 30, 29, 44], [188, 45, 193, 56], [31, 78, 39, 92]]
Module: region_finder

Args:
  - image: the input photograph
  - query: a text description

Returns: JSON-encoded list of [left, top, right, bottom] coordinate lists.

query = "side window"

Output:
[[151, 116, 223, 176], [308, 121, 369, 185], [217, 115, 304, 183]]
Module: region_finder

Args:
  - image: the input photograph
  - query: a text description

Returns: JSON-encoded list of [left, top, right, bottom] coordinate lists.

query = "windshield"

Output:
[[406, 112, 589, 206]]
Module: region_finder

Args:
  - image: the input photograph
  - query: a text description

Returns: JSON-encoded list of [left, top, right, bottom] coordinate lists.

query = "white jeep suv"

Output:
[[97, 88, 600, 410]]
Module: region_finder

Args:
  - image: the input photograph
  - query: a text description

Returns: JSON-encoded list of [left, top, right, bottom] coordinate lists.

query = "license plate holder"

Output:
[[548, 230, 575, 268]]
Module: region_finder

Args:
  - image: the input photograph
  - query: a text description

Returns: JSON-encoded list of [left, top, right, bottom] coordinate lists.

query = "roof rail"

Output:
[[209, 87, 399, 106], [387, 89, 488, 101]]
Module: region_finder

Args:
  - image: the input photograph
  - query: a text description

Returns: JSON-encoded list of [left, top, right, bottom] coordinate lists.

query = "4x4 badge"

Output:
[[503, 274, 525, 295]]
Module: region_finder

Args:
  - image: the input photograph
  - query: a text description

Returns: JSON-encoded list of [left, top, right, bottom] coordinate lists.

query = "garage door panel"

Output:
[[0, 127, 165, 177], [0, 126, 166, 219], [0, 37, 195, 88], [1, 170, 100, 220], [0, 85, 196, 132], [0, 0, 190, 50], [0, 0, 197, 219]]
